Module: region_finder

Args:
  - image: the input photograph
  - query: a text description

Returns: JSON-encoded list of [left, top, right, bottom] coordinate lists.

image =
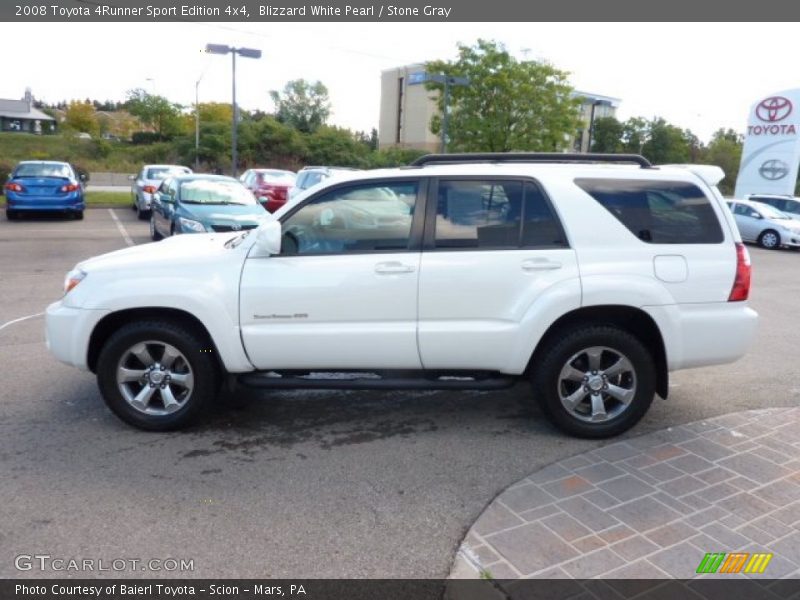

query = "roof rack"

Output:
[[410, 152, 653, 168]]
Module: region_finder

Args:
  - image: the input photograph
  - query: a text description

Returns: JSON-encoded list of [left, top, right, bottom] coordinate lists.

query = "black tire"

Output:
[[6, 209, 17, 220], [150, 214, 162, 241], [530, 325, 656, 438], [758, 229, 780, 249], [74, 210, 84, 220], [136, 202, 149, 220], [96, 320, 220, 431]]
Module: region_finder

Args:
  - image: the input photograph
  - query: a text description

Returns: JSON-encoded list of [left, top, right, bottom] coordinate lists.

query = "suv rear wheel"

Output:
[[531, 325, 656, 438], [96, 320, 219, 431]]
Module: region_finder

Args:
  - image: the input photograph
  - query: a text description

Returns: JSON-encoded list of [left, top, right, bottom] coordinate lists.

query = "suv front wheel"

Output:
[[531, 326, 656, 438], [96, 320, 219, 430]]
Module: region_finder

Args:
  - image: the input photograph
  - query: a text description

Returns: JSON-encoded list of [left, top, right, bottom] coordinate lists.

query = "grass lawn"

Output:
[[85, 191, 131, 206]]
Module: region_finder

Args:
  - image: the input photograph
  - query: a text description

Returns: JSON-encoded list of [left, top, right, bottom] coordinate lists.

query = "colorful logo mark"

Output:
[[696, 552, 773, 574]]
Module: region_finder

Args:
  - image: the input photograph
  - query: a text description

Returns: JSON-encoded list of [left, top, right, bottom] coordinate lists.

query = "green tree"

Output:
[[423, 39, 581, 152], [270, 79, 331, 134], [704, 128, 743, 195], [238, 116, 307, 169], [125, 88, 184, 140], [305, 126, 371, 167], [63, 101, 99, 136], [590, 116, 624, 153], [641, 117, 692, 164], [620, 117, 649, 154]]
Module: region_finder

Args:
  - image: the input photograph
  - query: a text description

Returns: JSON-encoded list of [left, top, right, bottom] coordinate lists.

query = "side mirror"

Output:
[[255, 219, 282, 255], [79, 173, 87, 181], [160, 192, 173, 204], [128, 174, 136, 181], [750, 211, 762, 219]]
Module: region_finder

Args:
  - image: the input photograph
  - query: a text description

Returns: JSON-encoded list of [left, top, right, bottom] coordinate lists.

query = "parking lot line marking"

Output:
[[0, 312, 44, 332], [108, 209, 134, 247]]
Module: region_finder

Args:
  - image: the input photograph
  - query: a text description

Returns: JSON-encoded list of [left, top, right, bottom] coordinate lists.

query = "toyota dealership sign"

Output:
[[735, 90, 800, 197]]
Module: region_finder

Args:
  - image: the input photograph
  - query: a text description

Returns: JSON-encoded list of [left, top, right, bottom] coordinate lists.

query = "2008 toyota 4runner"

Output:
[[45, 153, 758, 438]]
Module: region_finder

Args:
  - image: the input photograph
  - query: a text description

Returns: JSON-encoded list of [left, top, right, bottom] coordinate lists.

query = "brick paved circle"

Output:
[[451, 408, 800, 580]]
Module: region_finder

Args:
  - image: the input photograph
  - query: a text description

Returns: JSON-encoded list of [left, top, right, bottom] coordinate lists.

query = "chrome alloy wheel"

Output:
[[557, 346, 636, 423], [116, 341, 194, 415]]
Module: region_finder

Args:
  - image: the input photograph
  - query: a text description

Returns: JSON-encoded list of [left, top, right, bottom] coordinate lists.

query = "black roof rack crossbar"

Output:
[[410, 152, 653, 168]]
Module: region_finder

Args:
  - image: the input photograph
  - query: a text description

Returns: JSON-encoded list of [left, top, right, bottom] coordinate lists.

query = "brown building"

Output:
[[378, 63, 620, 153]]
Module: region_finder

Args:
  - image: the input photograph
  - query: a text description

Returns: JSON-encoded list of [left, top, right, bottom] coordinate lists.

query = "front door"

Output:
[[240, 179, 425, 370]]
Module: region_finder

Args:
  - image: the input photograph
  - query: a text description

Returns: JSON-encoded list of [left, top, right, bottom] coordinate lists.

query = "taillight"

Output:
[[143, 185, 157, 194], [728, 242, 751, 302], [60, 183, 79, 192], [4, 182, 23, 192]]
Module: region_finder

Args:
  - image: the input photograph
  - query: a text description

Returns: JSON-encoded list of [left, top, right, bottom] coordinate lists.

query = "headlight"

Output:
[[177, 217, 207, 233], [64, 268, 87, 295]]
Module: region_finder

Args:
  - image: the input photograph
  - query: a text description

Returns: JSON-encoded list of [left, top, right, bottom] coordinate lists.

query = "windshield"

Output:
[[756, 204, 791, 220], [147, 167, 190, 180], [14, 163, 72, 178], [257, 170, 295, 184], [180, 179, 257, 205]]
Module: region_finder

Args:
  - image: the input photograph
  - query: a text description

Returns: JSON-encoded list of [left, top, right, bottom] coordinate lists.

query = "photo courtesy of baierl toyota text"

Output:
[[1, 1, 799, 599]]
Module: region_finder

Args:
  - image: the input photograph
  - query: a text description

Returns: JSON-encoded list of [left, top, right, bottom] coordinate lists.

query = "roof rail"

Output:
[[410, 152, 653, 168]]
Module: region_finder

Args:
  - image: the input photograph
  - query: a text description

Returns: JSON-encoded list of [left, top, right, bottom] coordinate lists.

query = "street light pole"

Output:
[[205, 43, 262, 177], [231, 50, 237, 177], [428, 74, 469, 153], [195, 78, 201, 171]]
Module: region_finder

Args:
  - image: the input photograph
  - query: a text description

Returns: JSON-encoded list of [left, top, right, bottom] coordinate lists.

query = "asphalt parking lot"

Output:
[[1, 207, 798, 579]]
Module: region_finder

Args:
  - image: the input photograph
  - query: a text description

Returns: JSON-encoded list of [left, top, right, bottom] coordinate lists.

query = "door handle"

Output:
[[375, 261, 415, 274], [522, 258, 562, 271]]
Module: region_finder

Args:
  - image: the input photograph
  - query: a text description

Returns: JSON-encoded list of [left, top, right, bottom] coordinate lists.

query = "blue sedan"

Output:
[[4, 161, 86, 220], [150, 174, 266, 240]]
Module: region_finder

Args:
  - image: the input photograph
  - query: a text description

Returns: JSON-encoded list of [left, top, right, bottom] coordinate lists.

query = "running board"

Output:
[[237, 372, 517, 391]]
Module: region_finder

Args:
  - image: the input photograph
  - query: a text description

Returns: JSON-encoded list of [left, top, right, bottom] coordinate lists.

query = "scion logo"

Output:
[[759, 159, 790, 180], [756, 96, 793, 122]]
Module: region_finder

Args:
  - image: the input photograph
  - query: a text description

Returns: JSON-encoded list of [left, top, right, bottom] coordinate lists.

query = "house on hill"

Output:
[[0, 88, 56, 134]]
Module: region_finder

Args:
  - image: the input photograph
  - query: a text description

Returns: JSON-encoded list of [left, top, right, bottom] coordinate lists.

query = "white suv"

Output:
[[45, 153, 758, 438]]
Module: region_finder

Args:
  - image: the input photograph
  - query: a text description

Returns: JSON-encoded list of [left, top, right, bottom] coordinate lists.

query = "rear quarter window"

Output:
[[575, 178, 724, 244]]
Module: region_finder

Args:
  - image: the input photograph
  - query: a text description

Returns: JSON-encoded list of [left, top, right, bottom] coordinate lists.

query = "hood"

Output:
[[76, 232, 235, 274]]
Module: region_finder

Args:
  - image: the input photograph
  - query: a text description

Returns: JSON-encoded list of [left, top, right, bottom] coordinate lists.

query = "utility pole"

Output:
[[205, 44, 262, 177], [428, 74, 469, 153]]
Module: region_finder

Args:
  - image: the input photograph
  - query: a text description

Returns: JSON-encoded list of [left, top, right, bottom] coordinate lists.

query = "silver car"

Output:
[[727, 199, 800, 249], [130, 164, 192, 219]]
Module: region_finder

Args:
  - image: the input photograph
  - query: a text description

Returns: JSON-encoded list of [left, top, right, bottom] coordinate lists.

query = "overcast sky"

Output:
[[0, 22, 796, 142]]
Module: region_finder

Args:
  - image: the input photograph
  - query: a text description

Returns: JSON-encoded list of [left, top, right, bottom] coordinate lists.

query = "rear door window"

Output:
[[432, 179, 567, 249], [575, 179, 724, 244]]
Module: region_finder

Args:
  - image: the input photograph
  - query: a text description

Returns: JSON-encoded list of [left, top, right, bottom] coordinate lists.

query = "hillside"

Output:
[[0, 132, 179, 177]]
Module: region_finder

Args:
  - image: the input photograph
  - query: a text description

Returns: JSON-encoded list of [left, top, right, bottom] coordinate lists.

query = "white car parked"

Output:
[[727, 198, 800, 249], [46, 153, 758, 438], [130, 164, 192, 220]]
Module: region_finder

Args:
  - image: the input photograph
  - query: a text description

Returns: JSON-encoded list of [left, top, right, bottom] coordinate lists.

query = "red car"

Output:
[[240, 169, 296, 213]]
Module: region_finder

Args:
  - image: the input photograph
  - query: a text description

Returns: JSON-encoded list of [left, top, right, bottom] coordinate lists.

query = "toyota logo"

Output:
[[759, 159, 790, 181], [756, 96, 793, 122]]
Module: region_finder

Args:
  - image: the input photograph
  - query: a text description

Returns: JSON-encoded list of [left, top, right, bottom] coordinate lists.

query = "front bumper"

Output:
[[45, 301, 110, 370]]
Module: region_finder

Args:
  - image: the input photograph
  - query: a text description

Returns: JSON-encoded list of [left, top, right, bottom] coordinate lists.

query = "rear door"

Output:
[[417, 177, 580, 372]]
